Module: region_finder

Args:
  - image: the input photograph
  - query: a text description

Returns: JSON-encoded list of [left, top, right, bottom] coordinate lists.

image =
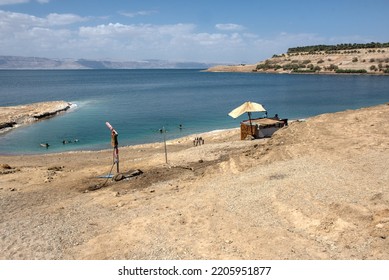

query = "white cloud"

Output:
[[79, 23, 197, 42], [0, 10, 43, 31], [0, 0, 28, 5], [0, 9, 376, 63], [0, 11, 311, 62], [0, 0, 49, 5], [0, 10, 89, 29], [215, 23, 245, 31], [119, 10, 158, 18], [0, 10, 90, 57], [46, 13, 88, 25]]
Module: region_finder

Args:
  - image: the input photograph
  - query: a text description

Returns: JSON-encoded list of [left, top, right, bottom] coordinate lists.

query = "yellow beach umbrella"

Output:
[[228, 101, 267, 136], [228, 101, 266, 119]]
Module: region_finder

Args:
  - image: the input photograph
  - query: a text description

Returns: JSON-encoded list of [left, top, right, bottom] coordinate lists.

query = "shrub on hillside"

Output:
[[336, 69, 367, 74]]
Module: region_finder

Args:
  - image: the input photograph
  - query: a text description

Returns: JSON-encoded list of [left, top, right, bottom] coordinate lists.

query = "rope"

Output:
[[101, 161, 116, 187], [101, 147, 118, 187], [89, 148, 118, 191]]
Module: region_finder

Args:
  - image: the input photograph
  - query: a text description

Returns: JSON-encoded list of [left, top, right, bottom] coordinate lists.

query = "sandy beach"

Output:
[[0, 103, 388, 260]]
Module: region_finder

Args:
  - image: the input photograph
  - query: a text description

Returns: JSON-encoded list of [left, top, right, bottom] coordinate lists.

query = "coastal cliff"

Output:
[[207, 45, 389, 74], [0, 101, 71, 133]]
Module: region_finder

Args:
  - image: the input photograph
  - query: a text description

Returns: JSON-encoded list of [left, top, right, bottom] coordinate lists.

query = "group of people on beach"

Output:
[[193, 137, 204, 146]]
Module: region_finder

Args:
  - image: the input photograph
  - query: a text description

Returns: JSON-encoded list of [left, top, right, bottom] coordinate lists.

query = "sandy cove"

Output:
[[0, 103, 388, 260]]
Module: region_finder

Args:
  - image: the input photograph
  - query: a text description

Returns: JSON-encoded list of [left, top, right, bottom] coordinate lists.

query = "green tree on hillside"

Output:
[[287, 42, 389, 54]]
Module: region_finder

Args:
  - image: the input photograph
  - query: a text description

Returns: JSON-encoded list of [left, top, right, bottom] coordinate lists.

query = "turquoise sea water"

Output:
[[0, 69, 388, 154]]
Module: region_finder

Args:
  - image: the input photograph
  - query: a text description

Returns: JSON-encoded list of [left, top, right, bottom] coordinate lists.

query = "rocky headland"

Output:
[[0, 101, 72, 133], [207, 43, 389, 75]]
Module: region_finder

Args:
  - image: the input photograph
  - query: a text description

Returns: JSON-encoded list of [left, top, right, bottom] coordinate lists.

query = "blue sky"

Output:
[[1, 0, 388, 63]]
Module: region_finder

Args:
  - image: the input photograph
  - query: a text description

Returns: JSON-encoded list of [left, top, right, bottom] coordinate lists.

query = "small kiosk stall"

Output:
[[228, 101, 287, 140], [240, 117, 287, 140]]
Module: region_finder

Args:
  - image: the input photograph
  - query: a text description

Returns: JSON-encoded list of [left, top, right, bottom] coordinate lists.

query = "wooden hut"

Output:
[[240, 118, 287, 140]]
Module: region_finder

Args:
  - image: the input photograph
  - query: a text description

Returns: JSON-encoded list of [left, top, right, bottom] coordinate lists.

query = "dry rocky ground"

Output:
[[0, 104, 388, 260]]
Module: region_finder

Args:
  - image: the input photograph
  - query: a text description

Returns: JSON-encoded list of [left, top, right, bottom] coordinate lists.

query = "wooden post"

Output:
[[114, 145, 119, 173], [162, 126, 168, 164], [248, 112, 254, 136], [106, 122, 119, 173]]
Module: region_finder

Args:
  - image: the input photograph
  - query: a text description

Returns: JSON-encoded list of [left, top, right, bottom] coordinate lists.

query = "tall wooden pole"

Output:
[[106, 122, 119, 173], [248, 112, 254, 136], [162, 126, 168, 164]]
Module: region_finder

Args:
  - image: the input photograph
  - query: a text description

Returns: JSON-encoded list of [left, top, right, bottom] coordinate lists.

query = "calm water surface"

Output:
[[0, 69, 388, 154]]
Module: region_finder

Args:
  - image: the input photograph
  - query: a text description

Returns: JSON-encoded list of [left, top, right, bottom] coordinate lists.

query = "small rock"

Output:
[[1, 164, 12, 169], [10, 188, 16, 191], [129, 169, 143, 177], [113, 173, 124, 181], [88, 184, 102, 191], [48, 166, 64, 171], [198, 159, 204, 163]]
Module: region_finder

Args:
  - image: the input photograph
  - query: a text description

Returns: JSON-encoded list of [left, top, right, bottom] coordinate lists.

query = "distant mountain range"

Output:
[[0, 56, 217, 69]]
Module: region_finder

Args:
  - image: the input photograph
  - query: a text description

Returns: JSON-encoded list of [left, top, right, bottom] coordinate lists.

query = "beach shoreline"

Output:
[[0, 123, 242, 156], [0, 99, 241, 155], [1, 103, 388, 260], [0, 101, 72, 135]]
